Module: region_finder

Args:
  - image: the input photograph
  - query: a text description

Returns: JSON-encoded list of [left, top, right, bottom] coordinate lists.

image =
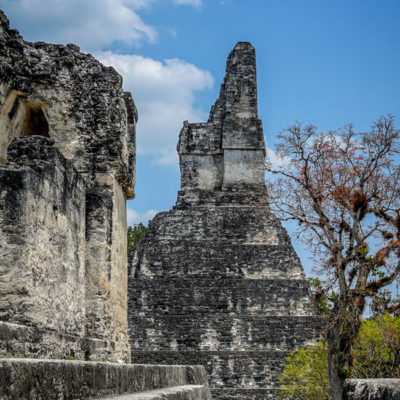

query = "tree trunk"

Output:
[[326, 304, 362, 400], [328, 348, 342, 400]]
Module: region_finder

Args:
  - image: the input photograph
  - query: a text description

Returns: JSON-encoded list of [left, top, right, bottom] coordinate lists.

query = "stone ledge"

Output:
[[211, 387, 276, 400], [0, 321, 130, 362], [99, 385, 209, 400], [0, 358, 211, 400], [343, 379, 400, 400], [130, 350, 292, 391]]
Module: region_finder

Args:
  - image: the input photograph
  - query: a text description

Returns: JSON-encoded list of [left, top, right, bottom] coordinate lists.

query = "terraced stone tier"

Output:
[[129, 205, 305, 280], [130, 314, 320, 352], [130, 278, 315, 315], [131, 350, 289, 389]]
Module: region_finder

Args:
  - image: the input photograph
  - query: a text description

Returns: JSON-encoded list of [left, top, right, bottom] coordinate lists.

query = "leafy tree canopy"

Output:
[[267, 115, 400, 399]]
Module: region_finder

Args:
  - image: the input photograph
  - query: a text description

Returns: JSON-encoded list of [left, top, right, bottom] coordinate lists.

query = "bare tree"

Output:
[[266, 115, 400, 400]]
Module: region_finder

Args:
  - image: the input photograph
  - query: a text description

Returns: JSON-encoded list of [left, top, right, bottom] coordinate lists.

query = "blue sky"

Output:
[[2, 0, 400, 275]]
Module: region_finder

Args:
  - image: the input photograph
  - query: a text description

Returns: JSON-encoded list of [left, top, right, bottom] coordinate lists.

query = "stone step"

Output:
[[99, 385, 209, 399], [211, 387, 277, 400], [130, 350, 293, 390], [0, 359, 211, 400]]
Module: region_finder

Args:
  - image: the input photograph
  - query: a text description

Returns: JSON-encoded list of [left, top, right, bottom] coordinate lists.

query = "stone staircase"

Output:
[[99, 385, 208, 399], [0, 359, 211, 400]]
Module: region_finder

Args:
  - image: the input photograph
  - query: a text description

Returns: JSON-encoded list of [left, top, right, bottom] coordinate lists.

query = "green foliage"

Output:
[[278, 341, 331, 400], [279, 314, 400, 399], [352, 313, 400, 378], [127, 223, 147, 258]]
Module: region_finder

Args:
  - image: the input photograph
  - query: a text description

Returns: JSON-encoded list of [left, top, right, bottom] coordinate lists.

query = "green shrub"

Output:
[[279, 314, 400, 399], [352, 313, 400, 378], [278, 340, 330, 400]]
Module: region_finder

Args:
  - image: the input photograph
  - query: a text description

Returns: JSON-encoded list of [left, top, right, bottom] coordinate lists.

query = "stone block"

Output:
[[343, 379, 400, 400], [0, 358, 211, 400], [0, 136, 86, 337]]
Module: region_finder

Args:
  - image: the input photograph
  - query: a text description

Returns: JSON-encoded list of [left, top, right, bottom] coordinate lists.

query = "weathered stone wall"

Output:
[[0, 136, 131, 362], [0, 10, 136, 362], [128, 42, 321, 399], [0, 11, 136, 195], [85, 174, 130, 354], [343, 379, 400, 400], [0, 137, 86, 336]]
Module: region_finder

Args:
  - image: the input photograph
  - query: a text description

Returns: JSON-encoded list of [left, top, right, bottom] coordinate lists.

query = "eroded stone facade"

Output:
[[0, 10, 136, 362], [343, 379, 400, 400], [0, 359, 212, 400], [0, 137, 86, 337], [128, 42, 321, 399]]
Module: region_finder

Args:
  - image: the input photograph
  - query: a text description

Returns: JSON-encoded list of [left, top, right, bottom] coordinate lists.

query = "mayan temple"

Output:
[[1, 6, 398, 399], [128, 42, 321, 399]]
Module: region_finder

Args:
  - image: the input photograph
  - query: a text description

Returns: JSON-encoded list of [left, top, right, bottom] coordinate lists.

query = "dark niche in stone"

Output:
[[128, 42, 322, 400]]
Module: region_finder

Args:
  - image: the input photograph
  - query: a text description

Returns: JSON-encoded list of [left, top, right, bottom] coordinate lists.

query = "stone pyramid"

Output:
[[128, 42, 321, 400]]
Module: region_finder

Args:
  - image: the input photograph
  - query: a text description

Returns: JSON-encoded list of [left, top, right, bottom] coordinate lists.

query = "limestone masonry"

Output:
[[128, 42, 322, 399], [343, 379, 400, 400], [0, 359, 211, 400], [0, 9, 136, 362]]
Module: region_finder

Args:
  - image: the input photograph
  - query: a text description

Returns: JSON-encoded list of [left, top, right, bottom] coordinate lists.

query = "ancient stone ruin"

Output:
[[128, 42, 321, 399], [343, 379, 400, 400], [1, 9, 394, 400], [0, 9, 136, 362]]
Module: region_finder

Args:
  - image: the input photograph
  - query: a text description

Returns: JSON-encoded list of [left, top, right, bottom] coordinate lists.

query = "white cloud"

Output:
[[265, 147, 291, 169], [0, 0, 203, 51], [97, 52, 214, 165], [1, 0, 214, 165], [127, 208, 158, 225], [0, 0, 157, 51], [152, 150, 179, 166], [173, 0, 202, 7]]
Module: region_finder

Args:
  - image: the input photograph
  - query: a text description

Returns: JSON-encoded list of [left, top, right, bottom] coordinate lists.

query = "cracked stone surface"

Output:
[[0, 359, 211, 400], [343, 379, 400, 400], [0, 10, 136, 362]]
